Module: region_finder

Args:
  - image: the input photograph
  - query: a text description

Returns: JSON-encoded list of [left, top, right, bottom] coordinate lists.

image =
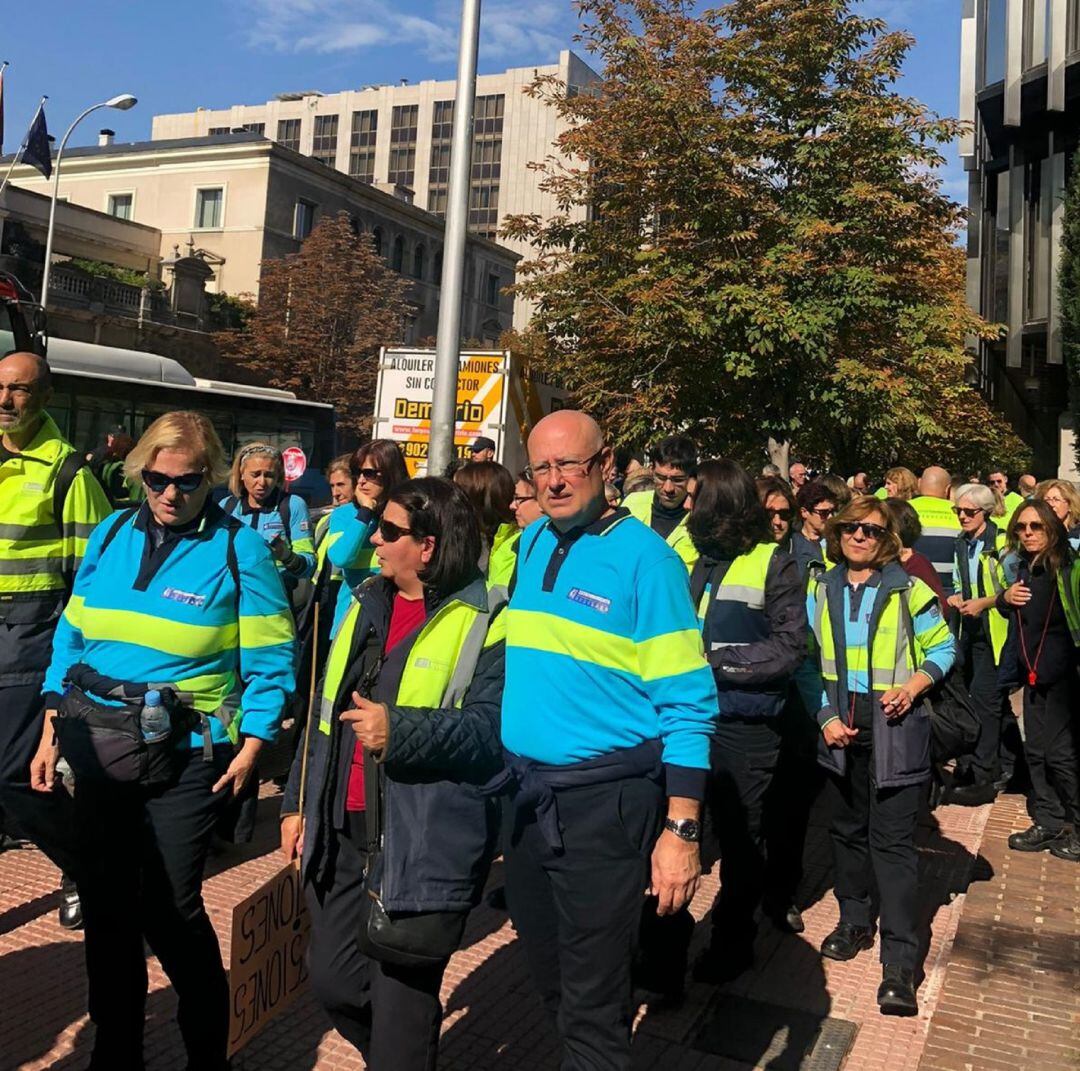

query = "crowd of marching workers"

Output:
[[2, 345, 1079, 1071]]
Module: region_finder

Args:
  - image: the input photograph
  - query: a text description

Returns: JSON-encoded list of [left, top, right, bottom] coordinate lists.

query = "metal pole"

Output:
[[428, 0, 481, 477], [41, 101, 111, 305]]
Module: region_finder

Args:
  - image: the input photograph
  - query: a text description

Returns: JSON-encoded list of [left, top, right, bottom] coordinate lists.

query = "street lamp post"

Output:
[[428, 0, 481, 477], [39, 93, 137, 304]]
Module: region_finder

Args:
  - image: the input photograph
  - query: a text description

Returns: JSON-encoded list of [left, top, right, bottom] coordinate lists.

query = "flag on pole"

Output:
[[21, 104, 51, 179]]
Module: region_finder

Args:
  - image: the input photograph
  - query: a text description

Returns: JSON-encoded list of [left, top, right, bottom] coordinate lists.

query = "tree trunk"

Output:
[[766, 435, 790, 476]]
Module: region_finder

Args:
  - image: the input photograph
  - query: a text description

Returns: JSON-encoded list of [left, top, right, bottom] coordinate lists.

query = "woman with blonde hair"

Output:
[[1034, 479, 1080, 549], [804, 495, 955, 1016], [221, 442, 316, 598], [34, 411, 296, 1070], [883, 467, 918, 501]]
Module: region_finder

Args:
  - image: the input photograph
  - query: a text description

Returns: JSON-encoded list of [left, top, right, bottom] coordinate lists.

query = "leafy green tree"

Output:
[[504, 0, 1026, 474]]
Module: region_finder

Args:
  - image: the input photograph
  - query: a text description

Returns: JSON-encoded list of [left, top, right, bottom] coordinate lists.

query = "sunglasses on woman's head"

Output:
[[952, 506, 984, 519], [141, 469, 205, 494], [839, 521, 886, 541], [1016, 521, 1045, 533], [377, 518, 414, 543]]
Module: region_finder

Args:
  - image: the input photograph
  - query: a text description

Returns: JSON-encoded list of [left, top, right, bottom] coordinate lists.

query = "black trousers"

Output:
[[306, 811, 448, 1071], [706, 717, 782, 952], [0, 681, 83, 876], [826, 740, 921, 970], [76, 747, 234, 1071], [763, 698, 821, 911], [1023, 675, 1080, 831], [505, 776, 664, 1071], [960, 628, 1016, 782]]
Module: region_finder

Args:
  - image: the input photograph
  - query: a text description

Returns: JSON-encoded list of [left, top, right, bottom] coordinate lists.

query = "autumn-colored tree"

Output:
[[216, 211, 410, 438], [504, 0, 1027, 475]]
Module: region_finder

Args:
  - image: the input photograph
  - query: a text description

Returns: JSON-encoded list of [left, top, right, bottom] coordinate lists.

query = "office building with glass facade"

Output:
[[960, 0, 1080, 474]]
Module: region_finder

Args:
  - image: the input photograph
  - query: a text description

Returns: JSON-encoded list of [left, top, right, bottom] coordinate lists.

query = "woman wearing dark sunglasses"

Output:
[[280, 478, 506, 1071], [687, 460, 807, 984], [804, 496, 955, 1016], [326, 439, 409, 638], [756, 475, 797, 549], [941, 483, 1015, 805], [34, 411, 296, 1070], [997, 500, 1080, 862]]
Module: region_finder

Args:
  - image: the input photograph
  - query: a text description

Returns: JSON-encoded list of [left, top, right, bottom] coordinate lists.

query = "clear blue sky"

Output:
[[1, 0, 963, 197]]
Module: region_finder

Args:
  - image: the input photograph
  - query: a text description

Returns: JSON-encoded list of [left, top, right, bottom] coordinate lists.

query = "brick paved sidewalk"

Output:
[[917, 792, 1080, 1071], [1, 787, 1004, 1071]]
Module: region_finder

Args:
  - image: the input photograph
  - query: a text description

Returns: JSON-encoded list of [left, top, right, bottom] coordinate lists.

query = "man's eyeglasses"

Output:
[[526, 450, 603, 481], [839, 521, 886, 541], [141, 469, 205, 495], [953, 506, 985, 519], [377, 518, 414, 543], [512, 494, 537, 506], [1015, 521, 1045, 534], [356, 467, 382, 482]]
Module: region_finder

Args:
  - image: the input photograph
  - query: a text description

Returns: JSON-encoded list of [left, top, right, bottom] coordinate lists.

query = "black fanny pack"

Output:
[[53, 665, 198, 788]]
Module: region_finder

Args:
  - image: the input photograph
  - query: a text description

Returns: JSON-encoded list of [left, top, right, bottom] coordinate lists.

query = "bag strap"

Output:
[[222, 494, 239, 517], [278, 493, 292, 534], [53, 451, 89, 529], [100, 507, 138, 557]]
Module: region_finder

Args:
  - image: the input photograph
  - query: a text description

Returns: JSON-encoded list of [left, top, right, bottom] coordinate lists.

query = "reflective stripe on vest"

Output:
[[816, 582, 921, 694], [318, 590, 502, 734], [700, 542, 777, 648]]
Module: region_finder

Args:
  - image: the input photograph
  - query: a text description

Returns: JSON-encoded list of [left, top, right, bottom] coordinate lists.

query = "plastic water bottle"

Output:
[[140, 689, 171, 744]]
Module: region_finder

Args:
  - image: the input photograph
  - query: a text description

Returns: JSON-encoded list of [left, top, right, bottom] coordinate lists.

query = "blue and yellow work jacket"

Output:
[[326, 502, 380, 636], [221, 488, 316, 584], [805, 562, 956, 787], [501, 508, 718, 800], [44, 502, 296, 748]]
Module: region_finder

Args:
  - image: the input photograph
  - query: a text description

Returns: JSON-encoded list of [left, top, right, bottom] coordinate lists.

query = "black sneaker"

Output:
[[877, 964, 918, 1016], [946, 781, 999, 807], [58, 874, 83, 931], [1048, 831, 1080, 863], [820, 923, 874, 961], [1007, 824, 1065, 853]]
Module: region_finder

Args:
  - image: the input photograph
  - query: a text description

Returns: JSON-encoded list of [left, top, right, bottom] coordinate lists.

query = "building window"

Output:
[[1023, 0, 1050, 70], [434, 250, 444, 284], [277, 118, 301, 152], [107, 193, 133, 220], [1025, 155, 1050, 322], [388, 105, 418, 187], [1070, 0, 1080, 54], [312, 114, 339, 167], [982, 169, 1010, 325], [486, 272, 501, 307], [241, 122, 265, 136], [372, 226, 383, 258], [427, 100, 455, 213], [349, 110, 377, 182], [194, 187, 223, 229], [294, 199, 316, 240], [392, 235, 405, 273], [413, 245, 425, 280], [469, 95, 504, 236], [208, 126, 230, 136], [984, 0, 1007, 85]]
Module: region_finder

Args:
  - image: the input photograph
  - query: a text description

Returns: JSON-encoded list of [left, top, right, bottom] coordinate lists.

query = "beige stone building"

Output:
[[150, 49, 600, 317], [6, 133, 518, 344]]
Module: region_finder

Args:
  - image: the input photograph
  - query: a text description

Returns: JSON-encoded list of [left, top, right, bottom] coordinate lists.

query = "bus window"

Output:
[[74, 399, 133, 456]]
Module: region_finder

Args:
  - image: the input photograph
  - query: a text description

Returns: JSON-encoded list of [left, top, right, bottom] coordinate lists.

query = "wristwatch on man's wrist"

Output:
[[663, 817, 702, 843]]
